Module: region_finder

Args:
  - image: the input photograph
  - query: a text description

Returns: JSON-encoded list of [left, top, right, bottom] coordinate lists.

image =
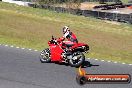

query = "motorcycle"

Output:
[[39, 36, 89, 67]]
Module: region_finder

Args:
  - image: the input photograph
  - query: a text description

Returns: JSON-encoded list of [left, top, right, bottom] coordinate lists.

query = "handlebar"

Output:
[[52, 35, 54, 40], [49, 36, 62, 45], [49, 36, 58, 45]]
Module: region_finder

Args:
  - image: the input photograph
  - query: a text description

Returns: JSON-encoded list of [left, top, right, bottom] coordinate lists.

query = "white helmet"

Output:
[[62, 26, 70, 34]]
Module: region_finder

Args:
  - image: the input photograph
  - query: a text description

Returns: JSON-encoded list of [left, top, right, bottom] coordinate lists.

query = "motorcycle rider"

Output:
[[57, 26, 78, 51]]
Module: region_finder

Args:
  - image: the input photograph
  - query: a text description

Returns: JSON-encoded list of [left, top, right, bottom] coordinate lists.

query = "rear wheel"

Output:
[[40, 48, 51, 63], [69, 52, 85, 67]]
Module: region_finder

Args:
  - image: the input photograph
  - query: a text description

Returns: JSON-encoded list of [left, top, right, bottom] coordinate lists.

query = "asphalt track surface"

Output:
[[0, 44, 132, 88]]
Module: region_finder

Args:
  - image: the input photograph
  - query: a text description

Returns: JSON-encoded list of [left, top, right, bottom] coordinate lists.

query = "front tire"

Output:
[[69, 52, 85, 67], [40, 48, 51, 63]]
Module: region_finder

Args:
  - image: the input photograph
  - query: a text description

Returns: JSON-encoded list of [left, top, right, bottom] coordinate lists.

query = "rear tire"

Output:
[[39, 48, 51, 63], [69, 52, 85, 67]]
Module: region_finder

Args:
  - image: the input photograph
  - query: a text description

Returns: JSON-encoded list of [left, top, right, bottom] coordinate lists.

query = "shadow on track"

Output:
[[82, 61, 100, 68], [53, 61, 99, 68]]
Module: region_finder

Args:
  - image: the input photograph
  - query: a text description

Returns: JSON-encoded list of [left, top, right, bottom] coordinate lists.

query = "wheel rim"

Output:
[[40, 51, 50, 61], [70, 54, 83, 65]]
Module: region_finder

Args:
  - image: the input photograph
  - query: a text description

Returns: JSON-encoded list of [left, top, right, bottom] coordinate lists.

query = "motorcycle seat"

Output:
[[65, 44, 74, 48]]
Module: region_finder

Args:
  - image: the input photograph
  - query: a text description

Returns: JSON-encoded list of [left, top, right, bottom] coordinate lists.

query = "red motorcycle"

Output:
[[40, 36, 89, 67]]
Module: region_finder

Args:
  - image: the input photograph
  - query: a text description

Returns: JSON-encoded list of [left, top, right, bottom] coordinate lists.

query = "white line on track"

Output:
[[1, 44, 132, 66], [5, 45, 8, 47], [101, 60, 105, 62], [16, 47, 19, 48], [21, 48, 25, 49], [34, 50, 38, 52], [10, 45, 14, 47], [114, 62, 117, 63], [107, 61, 111, 62], [29, 49, 32, 51], [122, 63, 126, 65]]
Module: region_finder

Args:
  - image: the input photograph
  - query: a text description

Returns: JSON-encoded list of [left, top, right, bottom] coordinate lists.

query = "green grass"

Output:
[[0, 2, 132, 64]]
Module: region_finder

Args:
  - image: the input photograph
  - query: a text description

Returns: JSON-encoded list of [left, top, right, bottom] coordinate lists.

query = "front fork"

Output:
[[61, 52, 73, 63]]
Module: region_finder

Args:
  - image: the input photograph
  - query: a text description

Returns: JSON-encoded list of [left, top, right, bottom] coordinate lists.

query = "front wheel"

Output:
[[69, 52, 85, 67], [39, 48, 51, 63]]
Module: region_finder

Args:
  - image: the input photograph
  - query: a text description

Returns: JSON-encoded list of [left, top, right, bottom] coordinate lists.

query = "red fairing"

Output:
[[71, 43, 88, 49], [69, 32, 77, 41], [50, 44, 63, 62], [48, 41, 51, 45], [57, 37, 65, 43]]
